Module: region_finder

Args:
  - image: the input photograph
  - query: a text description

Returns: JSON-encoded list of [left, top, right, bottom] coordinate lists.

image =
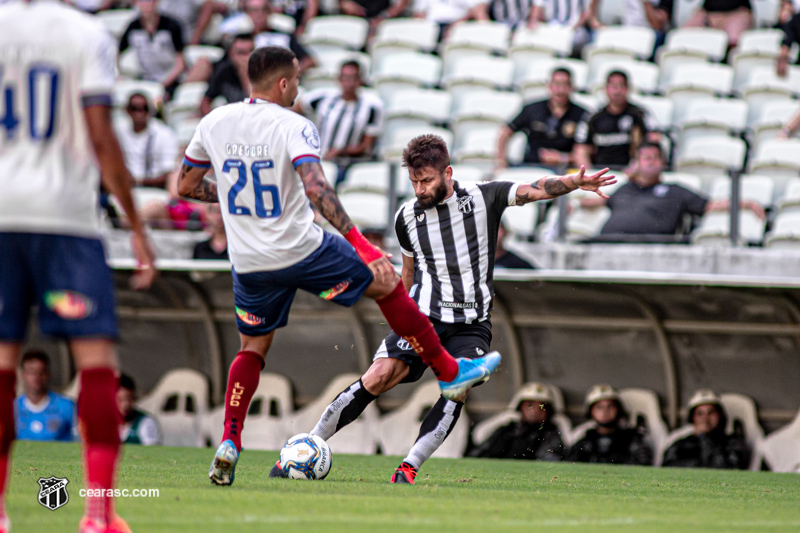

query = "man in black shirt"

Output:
[[574, 70, 659, 169], [193, 204, 228, 260], [778, 11, 800, 76], [200, 34, 255, 115], [497, 68, 588, 169]]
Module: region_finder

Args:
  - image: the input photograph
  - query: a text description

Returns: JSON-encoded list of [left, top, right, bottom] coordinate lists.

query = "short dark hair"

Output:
[[20, 349, 50, 368], [402, 134, 451, 174], [119, 373, 136, 392], [638, 141, 663, 158], [127, 92, 149, 110], [551, 67, 572, 83], [607, 70, 628, 86], [340, 60, 361, 76], [248, 46, 296, 87]]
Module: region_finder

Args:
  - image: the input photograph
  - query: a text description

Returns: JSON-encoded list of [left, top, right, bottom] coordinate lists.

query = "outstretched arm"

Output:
[[514, 166, 616, 205], [177, 162, 218, 202]]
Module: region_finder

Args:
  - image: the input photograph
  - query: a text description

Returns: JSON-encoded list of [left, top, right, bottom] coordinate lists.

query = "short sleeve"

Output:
[[119, 23, 132, 53], [574, 115, 591, 145], [364, 100, 384, 137], [183, 124, 212, 168], [80, 25, 116, 107], [286, 118, 322, 168], [678, 185, 708, 216], [480, 181, 519, 217], [167, 17, 186, 52], [395, 207, 414, 256], [783, 14, 800, 48], [507, 106, 529, 132]]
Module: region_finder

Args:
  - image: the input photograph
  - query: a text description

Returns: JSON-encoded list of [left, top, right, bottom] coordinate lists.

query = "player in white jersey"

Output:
[[0, 2, 156, 533], [177, 46, 502, 485]]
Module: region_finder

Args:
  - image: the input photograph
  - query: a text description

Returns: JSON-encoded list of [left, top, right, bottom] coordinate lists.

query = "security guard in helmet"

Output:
[[469, 382, 565, 461], [661, 390, 749, 469], [566, 384, 652, 465]]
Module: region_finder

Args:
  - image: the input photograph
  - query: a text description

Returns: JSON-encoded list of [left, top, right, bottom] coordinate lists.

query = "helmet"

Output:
[[516, 382, 553, 406], [584, 384, 620, 417], [687, 389, 723, 421]]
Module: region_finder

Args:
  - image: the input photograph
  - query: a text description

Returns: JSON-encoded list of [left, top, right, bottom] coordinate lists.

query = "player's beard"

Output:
[[416, 179, 448, 210]]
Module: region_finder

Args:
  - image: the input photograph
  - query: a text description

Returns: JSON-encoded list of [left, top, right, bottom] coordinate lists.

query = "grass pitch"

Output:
[[7, 441, 800, 532]]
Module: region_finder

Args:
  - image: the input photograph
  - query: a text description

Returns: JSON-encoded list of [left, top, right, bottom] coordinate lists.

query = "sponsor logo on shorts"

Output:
[[319, 279, 351, 301], [44, 291, 92, 320], [396, 339, 412, 351], [437, 301, 478, 309], [235, 307, 263, 326]]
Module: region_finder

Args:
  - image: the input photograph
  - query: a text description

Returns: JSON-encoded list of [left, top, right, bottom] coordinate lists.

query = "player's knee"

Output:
[[362, 359, 405, 395]]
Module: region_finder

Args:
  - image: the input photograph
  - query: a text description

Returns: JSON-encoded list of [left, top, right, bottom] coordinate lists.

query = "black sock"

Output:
[[310, 379, 377, 440]]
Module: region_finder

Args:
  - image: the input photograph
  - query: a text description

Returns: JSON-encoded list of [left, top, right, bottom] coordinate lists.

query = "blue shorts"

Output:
[[233, 232, 374, 336], [0, 232, 118, 341]]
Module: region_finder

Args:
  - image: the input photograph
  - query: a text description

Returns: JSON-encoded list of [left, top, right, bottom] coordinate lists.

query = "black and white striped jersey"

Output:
[[490, 0, 535, 29], [301, 88, 384, 156], [395, 180, 521, 324]]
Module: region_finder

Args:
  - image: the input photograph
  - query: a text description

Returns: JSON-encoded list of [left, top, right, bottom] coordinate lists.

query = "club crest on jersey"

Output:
[[302, 124, 320, 149], [37, 476, 69, 511], [319, 279, 351, 300], [235, 307, 263, 326], [396, 339, 412, 351], [457, 196, 475, 214], [416, 213, 425, 222], [44, 291, 92, 320]]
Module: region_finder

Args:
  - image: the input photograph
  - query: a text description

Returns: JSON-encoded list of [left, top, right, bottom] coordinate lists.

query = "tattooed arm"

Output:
[[177, 163, 218, 203], [296, 161, 354, 235], [514, 166, 617, 205]]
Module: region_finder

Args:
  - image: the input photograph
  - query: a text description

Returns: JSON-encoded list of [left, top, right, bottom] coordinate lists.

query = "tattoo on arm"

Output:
[[297, 161, 354, 235], [179, 163, 219, 203], [543, 178, 573, 197]]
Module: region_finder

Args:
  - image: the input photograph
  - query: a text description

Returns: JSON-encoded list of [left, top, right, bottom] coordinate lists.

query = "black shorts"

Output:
[[373, 319, 492, 384]]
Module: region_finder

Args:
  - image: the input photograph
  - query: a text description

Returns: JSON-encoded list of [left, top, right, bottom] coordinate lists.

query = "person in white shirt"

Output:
[[177, 45, 502, 487], [115, 93, 179, 188]]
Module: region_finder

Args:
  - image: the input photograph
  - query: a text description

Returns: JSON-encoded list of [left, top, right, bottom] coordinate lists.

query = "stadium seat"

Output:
[[137, 369, 209, 447], [629, 94, 674, 132], [565, 205, 612, 241], [117, 48, 142, 79], [302, 16, 369, 54], [777, 178, 800, 212], [673, 0, 703, 26], [284, 373, 379, 454], [677, 97, 748, 146], [452, 91, 522, 139], [731, 30, 784, 91], [378, 380, 470, 458], [113, 80, 165, 110], [442, 21, 511, 57], [719, 392, 764, 471], [750, 100, 800, 148], [372, 17, 439, 56], [585, 26, 657, 62], [666, 62, 734, 99], [304, 50, 371, 91], [110, 187, 172, 216], [503, 203, 539, 239], [709, 175, 774, 210], [749, 139, 800, 178], [372, 52, 442, 102], [751, 0, 781, 27], [676, 137, 746, 177], [515, 57, 590, 96], [764, 212, 800, 248], [660, 27, 729, 63], [569, 92, 600, 114], [691, 210, 766, 246], [339, 162, 391, 194], [443, 56, 515, 99], [97, 9, 136, 40], [761, 406, 800, 472], [509, 27, 575, 75], [661, 172, 704, 194], [452, 126, 502, 171], [166, 82, 208, 127], [587, 59, 660, 96], [740, 66, 798, 126], [617, 388, 669, 462], [656, 425, 694, 466], [386, 88, 453, 125], [320, 160, 339, 187], [340, 192, 390, 232], [382, 125, 454, 161], [183, 45, 225, 69], [597, 0, 626, 24], [451, 164, 489, 183], [268, 13, 296, 34]]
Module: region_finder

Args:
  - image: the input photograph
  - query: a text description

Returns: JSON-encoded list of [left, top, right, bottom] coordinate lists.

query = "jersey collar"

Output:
[[22, 393, 52, 413], [245, 98, 277, 105]]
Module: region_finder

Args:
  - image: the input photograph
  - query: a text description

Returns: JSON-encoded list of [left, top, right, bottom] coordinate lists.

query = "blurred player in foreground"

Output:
[[176, 46, 502, 486], [0, 2, 157, 532]]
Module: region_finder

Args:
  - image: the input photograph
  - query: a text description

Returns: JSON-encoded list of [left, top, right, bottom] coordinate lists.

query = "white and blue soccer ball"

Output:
[[279, 433, 332, 480]]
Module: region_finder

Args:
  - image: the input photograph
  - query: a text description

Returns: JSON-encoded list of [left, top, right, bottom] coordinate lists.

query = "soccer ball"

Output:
[[279, 433, 332, 480]]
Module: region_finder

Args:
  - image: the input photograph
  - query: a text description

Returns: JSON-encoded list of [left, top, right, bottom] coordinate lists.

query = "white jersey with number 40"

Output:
[[184, 99, 325, 273], [0, 1, 116, 237]]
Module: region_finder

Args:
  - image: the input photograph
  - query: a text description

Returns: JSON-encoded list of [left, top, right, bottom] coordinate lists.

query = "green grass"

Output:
[[6, 441, 800, 533]]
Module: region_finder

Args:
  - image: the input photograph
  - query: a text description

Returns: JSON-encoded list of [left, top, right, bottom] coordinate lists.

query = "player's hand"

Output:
[[130, 230, 157, 290], [366, 254, 396, 287], [571, 166, 616, 199]]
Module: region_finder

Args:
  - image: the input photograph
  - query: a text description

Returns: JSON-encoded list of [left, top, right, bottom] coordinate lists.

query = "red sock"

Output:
[[376, 282, 458, 381], [78, 368, 121, 523], [222, 351, 263, 452], [0, 371, 15, 517]]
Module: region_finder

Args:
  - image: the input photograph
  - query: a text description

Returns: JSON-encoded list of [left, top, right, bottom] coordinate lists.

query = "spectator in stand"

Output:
[[526, 0, 595, 53], [683, 0, 751, 49], [115, 93, 179, 188], [567, 384, 652, 465], [295, 61, 384, 163], [66, 0, 115, 12], [160, 0, 231, 45], [413, 0, 486, 38], [496, 68, 588, 170], [777, 10, 800, 77], [217, 0, 315, 73], [469, 382, 565, 460], [495, 222, 535, 268], [619, 0, 672, 53], [194, 204, 229, 260], [471, 0, 536, 29], [662, 390, 749, 469], [119, 0, 187, 95], [199, 33, 255, 115], [15, 351, 75, 442], [574, 71, 659, 170], [778, 107, 800, 138], [339, 0, 410, 34], [117, 374, 162, 446], [272, 0, 319, 36]]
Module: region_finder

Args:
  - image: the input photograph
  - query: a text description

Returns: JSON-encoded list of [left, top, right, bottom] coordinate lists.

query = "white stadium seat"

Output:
[[661, 27, 729, 62], [450, 164, 489, 183], [749, 139, 800, 178], [339, 162, 392, 195], [339, 191, 390, 231], [515, 57, 590, 95], [381, 125, 453, 161], [709, 175, 774, 209], [676, 136, 746, 177], [761, 406, 800, 472], [443, 56, 515, 99], [510, 26, 575, 64], [443, 21, 511, 57], [629, 94, 674, 132], [692, 210, 766, 246], [677, 97, 748, 145], [372, 52, 442, 102], [661, 172, 704, 194], [113, 80, 165, 110], [588, 59, 660, 95], [452, 90, 522, 138], [657, 425, 694, 466], [586, 26, 657, 62], [386, 89, 453, 125], [98, 9, 136, 40], [137, 369, 209, 447], [777, 178, 800, 213], [719, 392, 765, 471], [372, 17, 439, 54], [183, 45, 225, 68], [750, 100, 800, 147], [302, 16, 369, 52], [765, 212, 800, 248]]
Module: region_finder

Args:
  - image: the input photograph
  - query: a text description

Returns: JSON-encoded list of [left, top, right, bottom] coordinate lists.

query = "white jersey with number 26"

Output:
[[0, 1, 116, 237], [184, 98, 325, 273]]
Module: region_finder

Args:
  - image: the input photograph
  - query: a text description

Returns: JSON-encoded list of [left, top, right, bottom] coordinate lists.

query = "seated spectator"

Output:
[[272, 0, 319, 36], [117, 374, 162, 446], [338, 0, 410, 35], [662, 389, 749, 469], [471, 0, 535, 29], [139, 161, 207, 230], [620, 0, 672, 53], [115, 93, 179, 189], [66, 0, 115, 12], [160, 0, 230, 45], [574, 71, 659, 170], [200, 33, 255, 115], [683, 0, 751, 49], [495, 222, 536, 268], [469, 382, 565, 460], [15, 350, 75, 442], [413, 0, 486, 38], [528, 0, 595, 53], [295, 61, 384, 164], [193, 204, 229, 259], [497, 68, 588, 170], [218, 0, 315, 73], [119, 0, 187, 95], [567, 384, 652, 465], [778, 11, 800, 77]]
